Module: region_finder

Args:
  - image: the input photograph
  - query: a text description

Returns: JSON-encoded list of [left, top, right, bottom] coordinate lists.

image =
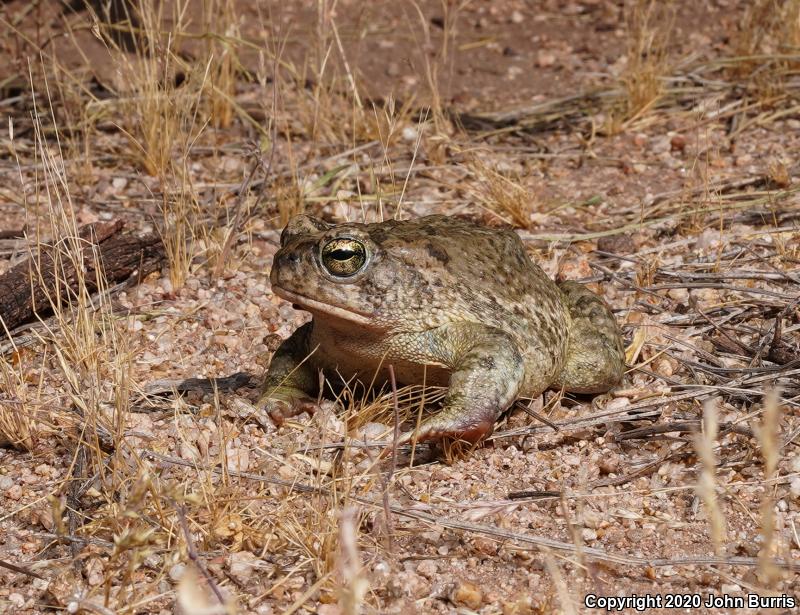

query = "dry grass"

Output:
[[157, 164, 201, 290], [0, 353, 38, 451], [1, 0, 799, 612], [86, 0, 238, 288], [620, 0, 675, 124], [466, 152, 537, 228], [27, 93, 132, 450], [408, 0, 463, 158], [756, 389, 781, 584], [202, 0, 240, 129], [693, 398, 728, 555], [91, 0, 194, 177], [733, 0, 800, 95], [250, 2, 424, 228], [0, 95, 192, 612]]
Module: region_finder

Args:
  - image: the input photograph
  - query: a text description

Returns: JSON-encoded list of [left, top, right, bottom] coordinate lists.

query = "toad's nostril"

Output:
[[280, 251, 300, 265]]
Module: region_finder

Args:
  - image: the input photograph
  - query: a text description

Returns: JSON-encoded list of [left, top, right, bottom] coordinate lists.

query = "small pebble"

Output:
[[169, 563, 186, 582], [402, 126, 418, 142], [451, 581, 482, 609], [670, 134, 687, 152], [416, 560, 438, 579], [228, 551, 258, 585]]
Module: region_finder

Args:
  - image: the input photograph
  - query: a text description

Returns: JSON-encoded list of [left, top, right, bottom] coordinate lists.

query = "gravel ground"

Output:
[[0, 1, 798, 613]]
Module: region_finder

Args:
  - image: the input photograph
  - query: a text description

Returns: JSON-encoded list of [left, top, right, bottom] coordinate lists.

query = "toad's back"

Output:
[[355, 216, 571, 392]]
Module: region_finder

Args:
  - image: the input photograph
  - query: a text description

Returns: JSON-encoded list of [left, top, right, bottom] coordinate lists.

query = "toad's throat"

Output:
[[272, 286, 378, 328]]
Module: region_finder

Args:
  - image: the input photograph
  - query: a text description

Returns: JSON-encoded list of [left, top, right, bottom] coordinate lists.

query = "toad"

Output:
[[258, 215, 625, 445]]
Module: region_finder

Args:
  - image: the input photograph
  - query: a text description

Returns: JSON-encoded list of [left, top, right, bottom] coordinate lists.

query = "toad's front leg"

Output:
[[256, 322, 320, 426], [395, 323, 525, 446]]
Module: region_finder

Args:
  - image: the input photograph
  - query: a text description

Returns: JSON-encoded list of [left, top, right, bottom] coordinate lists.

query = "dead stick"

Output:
[[0, 221, 164, 331], [0, 558, 44, 580], [176, 504, 226, 605], [514, 399, 559, 432], [143, 372, 256, 395]]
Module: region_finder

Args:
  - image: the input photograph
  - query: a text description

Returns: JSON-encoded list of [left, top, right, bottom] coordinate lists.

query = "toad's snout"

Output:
[[270, 247, 305, 287]]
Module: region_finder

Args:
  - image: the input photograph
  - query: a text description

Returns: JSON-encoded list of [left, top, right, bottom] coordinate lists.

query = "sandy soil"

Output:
[[0, 1, 798, 614]]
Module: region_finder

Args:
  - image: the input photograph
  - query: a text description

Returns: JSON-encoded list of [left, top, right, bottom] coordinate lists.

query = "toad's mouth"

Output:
[[271, 286, 377, 328]]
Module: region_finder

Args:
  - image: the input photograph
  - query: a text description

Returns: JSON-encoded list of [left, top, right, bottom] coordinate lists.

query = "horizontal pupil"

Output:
[[330, 249, 357, 260]]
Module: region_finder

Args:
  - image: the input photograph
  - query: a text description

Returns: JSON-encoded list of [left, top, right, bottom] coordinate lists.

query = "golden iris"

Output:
[[321, 238, 367, 277]]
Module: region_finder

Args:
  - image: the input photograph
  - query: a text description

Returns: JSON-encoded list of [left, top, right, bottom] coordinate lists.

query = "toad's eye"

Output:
[[321, 238, 367, 277]]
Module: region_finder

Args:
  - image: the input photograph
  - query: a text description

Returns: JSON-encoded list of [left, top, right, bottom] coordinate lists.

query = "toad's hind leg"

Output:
[[555, 280, 625, 394]]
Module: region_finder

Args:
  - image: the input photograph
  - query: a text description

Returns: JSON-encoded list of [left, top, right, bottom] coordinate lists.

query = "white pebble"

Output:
[[402, 126, 418, 142], [169, 563, 186, 581]]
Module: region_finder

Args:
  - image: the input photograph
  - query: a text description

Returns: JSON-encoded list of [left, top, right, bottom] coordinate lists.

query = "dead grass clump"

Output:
[[201, 0, 240, 129], [157, 164, 200, 290], [87, 0, 214, 287], [26, 122, 136, 472], [733, 0, 800, 96], [9, 99, 188, 610], [91, 0, 194, 177], [272, 172, 307, 228], [755, 389, 781, 584], [467, 154, 537, 228], [621, 0, 675, 123], [403, 0, 465, 166], [693, 398, 728, 555], [275, 55, 416, 153], [256, 18, 413, 228], [49, 64, 101, 185], [345, 380, 447, 436], [273, 0, 368, 146], [0, 353, 38, 451]]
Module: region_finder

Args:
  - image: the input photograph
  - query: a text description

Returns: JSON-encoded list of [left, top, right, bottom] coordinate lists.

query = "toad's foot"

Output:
[[395, 405, 496, 448], [255, 386, 320, 427]]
